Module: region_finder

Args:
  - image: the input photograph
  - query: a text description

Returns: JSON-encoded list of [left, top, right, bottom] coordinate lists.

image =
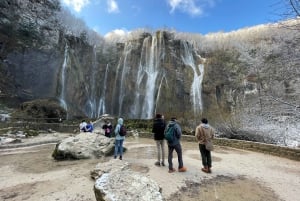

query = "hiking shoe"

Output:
[[119, 156, 122, 160], [178, 167, 187, 172], [201, 167, 209, 173], [168, 168, 176, 173], [155, 161, 160, 166], [114, 156, 117, 159], [161, 162, 165, 166]]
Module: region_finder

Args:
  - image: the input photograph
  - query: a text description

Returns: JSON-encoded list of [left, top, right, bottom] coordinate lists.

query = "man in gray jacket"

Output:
[[165, 117, 187, 173]]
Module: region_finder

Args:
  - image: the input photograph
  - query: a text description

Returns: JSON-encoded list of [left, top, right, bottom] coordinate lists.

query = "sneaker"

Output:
[[155, 161, 160, 166], [178, 167, 187, 172], [168, 168, 176, 173], [161, 162, 165, 166]]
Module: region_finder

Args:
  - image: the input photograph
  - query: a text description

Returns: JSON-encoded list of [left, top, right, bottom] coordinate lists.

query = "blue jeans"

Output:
[[168, 143, 183, 170], [114, 139, 124, 157]]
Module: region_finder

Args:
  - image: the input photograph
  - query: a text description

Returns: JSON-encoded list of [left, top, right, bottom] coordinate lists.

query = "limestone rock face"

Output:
[[1, 0, 300, 145], [93, 160, 163, 201], [0, 0, 61, 101], [52, 133, 115, 160]]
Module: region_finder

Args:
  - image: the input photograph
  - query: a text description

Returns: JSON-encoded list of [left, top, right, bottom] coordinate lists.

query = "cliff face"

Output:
[[1, 0, 299, 144], [0, 0, 61, 101]]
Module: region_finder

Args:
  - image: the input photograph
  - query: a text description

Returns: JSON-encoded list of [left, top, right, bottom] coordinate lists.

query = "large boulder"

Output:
[[52, 133, 115, 160], [92, 160, 163, 201]]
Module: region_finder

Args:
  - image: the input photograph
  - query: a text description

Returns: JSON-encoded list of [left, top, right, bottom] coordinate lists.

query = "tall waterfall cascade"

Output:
[[86, 45, 98, 118], [58, 32, 204, 119], [133, 33, 165, 119]]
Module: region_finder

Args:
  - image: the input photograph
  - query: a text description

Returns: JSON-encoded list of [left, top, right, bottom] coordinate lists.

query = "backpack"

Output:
[[164, 124, 175, 142], [119, 125, 127, 136]]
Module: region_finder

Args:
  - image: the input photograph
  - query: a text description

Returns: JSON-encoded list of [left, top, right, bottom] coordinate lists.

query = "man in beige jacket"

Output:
[[195, 118, 215, 173]]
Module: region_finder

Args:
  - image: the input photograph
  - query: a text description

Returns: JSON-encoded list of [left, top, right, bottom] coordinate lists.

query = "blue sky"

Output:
[[60, 0, 284, 36]]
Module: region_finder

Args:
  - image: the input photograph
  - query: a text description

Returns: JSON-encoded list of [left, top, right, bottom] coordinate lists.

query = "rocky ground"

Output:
[[0, 133, 300, 201]]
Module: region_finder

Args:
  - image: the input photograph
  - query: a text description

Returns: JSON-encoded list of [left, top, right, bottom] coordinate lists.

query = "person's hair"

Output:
[[201, 118, 208, 124], [171, 117, 177, 121], [155, 113, 162, 118], [82, 120, 85, 122]]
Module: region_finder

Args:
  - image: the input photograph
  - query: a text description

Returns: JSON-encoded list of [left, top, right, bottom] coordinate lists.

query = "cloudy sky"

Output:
[[60, 0, 283, 36]]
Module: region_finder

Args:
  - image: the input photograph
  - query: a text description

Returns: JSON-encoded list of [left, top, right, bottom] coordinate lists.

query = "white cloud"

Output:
[[167, 0, 216, 16], [104, 29, 128, 38], [61, 0, 90, 12], [107, 0, 119, 13]]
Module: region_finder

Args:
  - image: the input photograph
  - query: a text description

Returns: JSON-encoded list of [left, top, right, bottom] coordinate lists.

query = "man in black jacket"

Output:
[[152, 113, 166, 166]]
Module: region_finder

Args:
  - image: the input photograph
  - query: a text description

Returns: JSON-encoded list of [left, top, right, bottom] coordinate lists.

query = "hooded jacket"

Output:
[[195, 123, 214, 144], [165, 120, 182, 146], [114, 118, 125, 140]]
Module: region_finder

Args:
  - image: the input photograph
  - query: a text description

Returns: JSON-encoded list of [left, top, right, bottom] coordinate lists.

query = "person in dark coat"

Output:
[[102, 120, 113, 138], [152, 113, 166, 166]]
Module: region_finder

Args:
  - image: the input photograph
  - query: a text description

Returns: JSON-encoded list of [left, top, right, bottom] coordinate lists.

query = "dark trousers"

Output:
[[168, 143, 183, 170], [199, 144, 212, 168]]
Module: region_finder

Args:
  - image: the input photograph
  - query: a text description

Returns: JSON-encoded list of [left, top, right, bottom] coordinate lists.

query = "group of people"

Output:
[[152, 114, 215, 174], [79, 115, 215, 174], [79, 120, 94, 133], [79, 119, 113, 137], [79, 118, 124, 160]]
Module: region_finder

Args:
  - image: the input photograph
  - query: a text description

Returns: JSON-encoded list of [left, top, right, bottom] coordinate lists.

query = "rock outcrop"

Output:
[[11, 99, 67, 122], [92, 160, 163, 201], [52, 133, 115, 160]]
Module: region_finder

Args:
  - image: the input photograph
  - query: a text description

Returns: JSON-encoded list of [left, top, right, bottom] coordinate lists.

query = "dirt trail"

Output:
[[0, 134, 299, 201]]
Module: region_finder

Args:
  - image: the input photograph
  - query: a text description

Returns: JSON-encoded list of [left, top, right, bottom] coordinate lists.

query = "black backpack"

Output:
[[119, 125, 127, 136]]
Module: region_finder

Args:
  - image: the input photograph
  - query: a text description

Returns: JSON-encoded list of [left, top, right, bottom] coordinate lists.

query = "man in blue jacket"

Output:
[[165, 117, 187, 173]]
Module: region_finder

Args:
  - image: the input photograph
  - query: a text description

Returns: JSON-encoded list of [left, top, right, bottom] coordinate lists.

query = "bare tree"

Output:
[[289, 0, 300, 17]]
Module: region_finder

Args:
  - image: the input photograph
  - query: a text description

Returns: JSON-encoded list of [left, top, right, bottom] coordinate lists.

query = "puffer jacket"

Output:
[[152, 118, 166, 140]]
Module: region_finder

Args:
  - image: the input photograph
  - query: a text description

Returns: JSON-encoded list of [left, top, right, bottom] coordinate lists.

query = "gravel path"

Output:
[[0, 134, 299, 201]]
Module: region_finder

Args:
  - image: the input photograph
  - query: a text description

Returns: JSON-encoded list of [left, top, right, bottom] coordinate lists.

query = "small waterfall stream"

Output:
[[59, 44, 68, 116], [181, 42, 204, 114], [97, 64, 109, 116]]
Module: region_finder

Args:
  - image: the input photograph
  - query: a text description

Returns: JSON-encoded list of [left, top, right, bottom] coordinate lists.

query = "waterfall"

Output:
[[86, 45, 97, 118], [97, 64, 109, 116], [133, 33, 165, 119], [154, 75, 167, 115], [181, 42, 204, 114], [112, 42, 132, 116], [59, 44, 68, 115]]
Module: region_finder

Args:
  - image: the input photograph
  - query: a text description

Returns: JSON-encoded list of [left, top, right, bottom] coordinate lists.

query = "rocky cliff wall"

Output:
[[0, 0, 299, 145]]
